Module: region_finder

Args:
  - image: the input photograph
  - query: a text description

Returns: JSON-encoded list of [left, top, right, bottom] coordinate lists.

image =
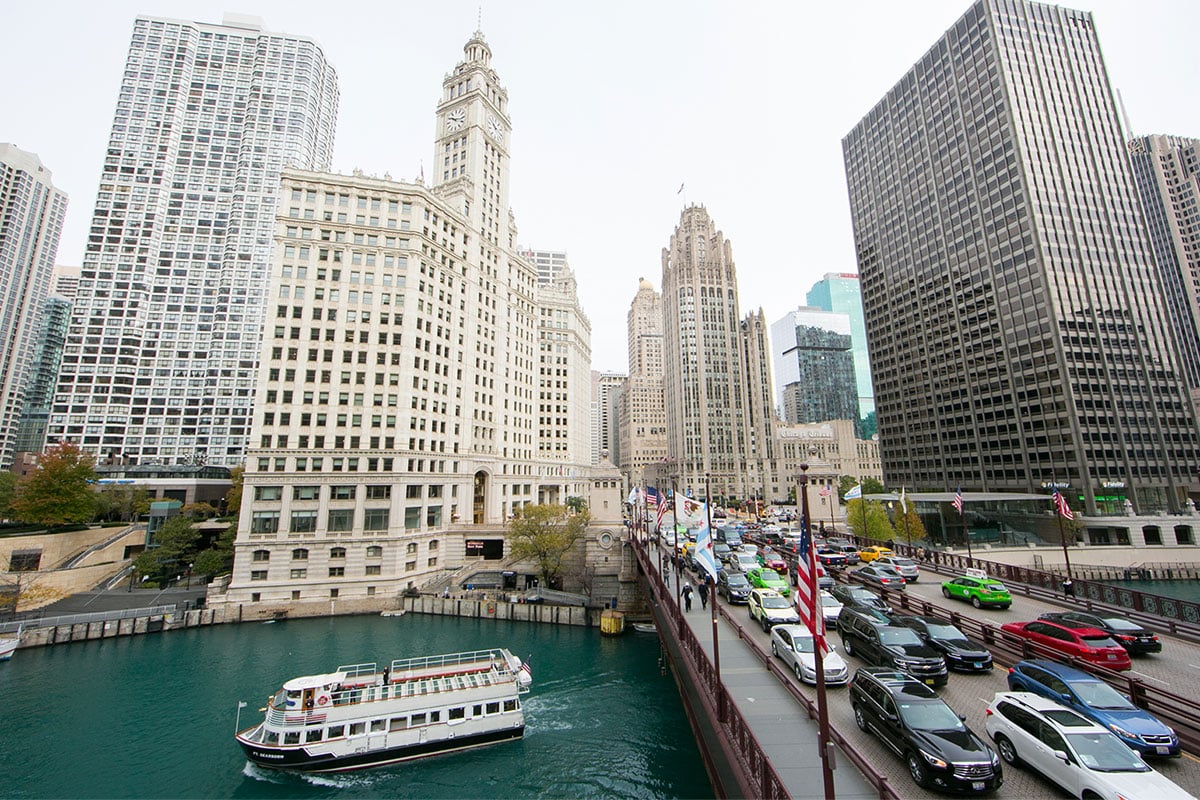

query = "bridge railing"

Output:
[[632, 535, 900, 800]]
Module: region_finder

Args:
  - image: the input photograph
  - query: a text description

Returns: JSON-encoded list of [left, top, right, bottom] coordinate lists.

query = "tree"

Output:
[[193, 520, 236, 579], [508, 504, 591, 587], [846, 499, 895, 542], [564, 496, 587, 514], [134, 515, 202, 584], [894, 503, 928, 545], [224, 465, 244, 516], [180, 502, 218, 519], [837, 475, 884, 501], [94, 486, 150, 523], [0, 571, 65, 616], [860, 411, 877, 440], [11, 442, 96, 526], [0, 471, 16, 520]]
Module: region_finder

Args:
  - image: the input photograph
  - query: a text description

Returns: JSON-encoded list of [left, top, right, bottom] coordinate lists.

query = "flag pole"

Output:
[[960, 499, 973, 565], [673, 477, 682, 630], [705, 472, 724, 722], [801, 462, 836, 800]]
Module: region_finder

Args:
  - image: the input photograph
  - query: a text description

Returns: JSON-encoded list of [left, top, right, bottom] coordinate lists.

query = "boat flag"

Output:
[[693, 517, 719, 582], [1052, 489, 1074, 521], [794, 512, 829, 654], [952, 486, 963, 514], [844, 484, 862, 500]]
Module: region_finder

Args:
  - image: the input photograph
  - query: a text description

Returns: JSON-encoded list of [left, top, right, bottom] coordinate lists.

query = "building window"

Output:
[[330, 547, 347, 559], [254, 486, 282, 501], [291, 590, 301, 601], [406, 542, 418, 555], [293, 485, 320, 500], [250, 512, 280, 534], [290, 569, 307, 579], [327, 509, 354, 532], [252, 549, 271, 562], [330, 588, 339, 598], [329, 567, 345, 577], [365, 565, 381, 576], [366, 485, 391, 500], [251, 593, 261, 602], [364, 508, 390, 531], [292, 548, 309, 560], [330, 485, 357, 500], [366, 545, 383, 558], [428, 539, 439, 552], [290, 511, 318, 533], [406, 560, 417, 572], [250, 570, 268, 581]]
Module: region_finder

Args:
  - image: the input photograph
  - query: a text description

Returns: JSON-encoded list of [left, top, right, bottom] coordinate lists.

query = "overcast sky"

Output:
[[7, 1, 1199, 373]]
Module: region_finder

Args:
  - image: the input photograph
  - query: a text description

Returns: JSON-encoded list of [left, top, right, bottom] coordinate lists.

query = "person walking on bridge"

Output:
[[698, 580, 709, 610], [682, 582, 693, 612]]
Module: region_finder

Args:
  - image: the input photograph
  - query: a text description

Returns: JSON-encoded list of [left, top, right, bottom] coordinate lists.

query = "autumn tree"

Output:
[[224, 465, 244, 516], [11, 442, 96, 526], [180, 502, 218, 519], [0, 471, 15, 520], [846, 499, 895, 542], [893, 502, 928, 545], [508, 504, 591, 588]]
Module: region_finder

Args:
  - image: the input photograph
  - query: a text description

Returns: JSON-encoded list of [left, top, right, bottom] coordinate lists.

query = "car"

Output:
[[748, 588, 800, 631], [818, 590, 844, 625], [830, 583, 892, 615], [731, 551, 759, 573], [1037, 612, 1161, 655], [854, 564, 907, 590], [716, 570, 752, 604], [851, 668, 1002, 793], [712, 542, 732, 564], [876, 555, 920, 582], [941, 570, 1012, 609], [746, 567, 791, 597], [815, 546, 849, 568], [838, 608, 949, 686], [999, 620, 1132, 671], [1006, 659, 1179, 758], [858, 545, 894, 563], [985, 692, 1192, 800], [756, 548, 788, 573], [739, 543, 759, 557], [835, 544, 862, 565], [891, 615, 994, 673], [660, 530, 677, 549], [770, 623, 851, 686]]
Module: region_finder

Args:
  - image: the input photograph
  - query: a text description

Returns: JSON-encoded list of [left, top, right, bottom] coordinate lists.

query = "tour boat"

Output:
[[0, 628, 19, 661], [235, 648, 531, 772]]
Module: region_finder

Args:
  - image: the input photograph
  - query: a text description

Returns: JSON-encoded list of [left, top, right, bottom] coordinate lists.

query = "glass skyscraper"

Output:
[[806, 272, 874, 424], [843, 0, 1199, 514]]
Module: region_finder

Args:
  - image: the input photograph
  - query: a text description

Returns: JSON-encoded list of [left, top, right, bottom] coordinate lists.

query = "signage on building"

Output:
[[1101, 481, 1126, 489], [1040, 481, 1070, 489]]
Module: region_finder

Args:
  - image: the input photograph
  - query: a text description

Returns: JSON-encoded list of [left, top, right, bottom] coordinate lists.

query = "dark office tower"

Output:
[[843, 0, 1199, 514], [661, 205, 773, 502], [1129, 135, 1200, 423], [48, 14, 338, 467]]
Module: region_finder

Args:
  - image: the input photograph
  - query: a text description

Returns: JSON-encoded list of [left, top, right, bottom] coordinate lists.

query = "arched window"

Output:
[[330, 547, 347, 559], [252, 549, 270, 562], [366, 546, 383, 558], [292, 548, 309, 561]]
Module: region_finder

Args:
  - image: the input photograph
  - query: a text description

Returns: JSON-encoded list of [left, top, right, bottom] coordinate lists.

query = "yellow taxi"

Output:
[[857, 545, 894, 563]]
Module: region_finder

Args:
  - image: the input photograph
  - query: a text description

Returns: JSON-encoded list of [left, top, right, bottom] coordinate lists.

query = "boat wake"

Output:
[[242, 761, 374, 789]]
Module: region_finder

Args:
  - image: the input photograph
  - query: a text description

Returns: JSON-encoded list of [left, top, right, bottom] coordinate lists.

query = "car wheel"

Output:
[[942, 586, 951, 599], [771, 641, 779, 658], [853, 704, 867, 731], [972, 596, 982, 609], [906, 753, 928, 787], [761, 617, 770, 633], [843, 637, 854, 656], [994, 734, 1020, 766], [794, 662, 809, 683]]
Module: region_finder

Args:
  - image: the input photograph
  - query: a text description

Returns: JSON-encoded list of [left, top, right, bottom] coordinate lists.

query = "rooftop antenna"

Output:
[[477, 5, 483, 31]]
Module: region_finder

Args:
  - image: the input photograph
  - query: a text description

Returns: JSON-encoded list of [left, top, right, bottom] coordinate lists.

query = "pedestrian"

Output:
[[682, 582, 693, 612], [698, 580, 709, 609]]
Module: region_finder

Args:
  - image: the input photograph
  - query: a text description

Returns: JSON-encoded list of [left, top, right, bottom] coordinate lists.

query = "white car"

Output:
[[984, 692, 1193, 800], [748, 588, 800, 631], [770, 624, 849, 685], [818, 590, 843, 625], [876, 555, 920, 582]]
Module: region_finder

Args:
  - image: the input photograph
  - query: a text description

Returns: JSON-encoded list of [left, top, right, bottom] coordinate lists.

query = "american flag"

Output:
[[952, 486, 963, 514], [657, 491, 669, 528], [794, 518, 830, 654], [645, 486, 659, 511], [819, 485, 831, 498], [1053, 489, 1075, 521]]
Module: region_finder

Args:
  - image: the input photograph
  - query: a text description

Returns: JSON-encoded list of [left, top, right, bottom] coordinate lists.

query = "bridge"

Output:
[[630, 534, 1200, 799]]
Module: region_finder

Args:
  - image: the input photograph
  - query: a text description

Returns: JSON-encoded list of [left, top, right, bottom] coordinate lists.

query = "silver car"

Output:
[[877, 555, 920, 582], [770, 623, 850, 686]]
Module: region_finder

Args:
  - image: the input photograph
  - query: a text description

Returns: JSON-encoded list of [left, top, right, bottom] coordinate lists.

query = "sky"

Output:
[[7, 1, 1200, 373]]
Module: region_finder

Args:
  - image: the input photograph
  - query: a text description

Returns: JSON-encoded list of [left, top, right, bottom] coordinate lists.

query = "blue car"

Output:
[[1006, 659, 1180, 758]]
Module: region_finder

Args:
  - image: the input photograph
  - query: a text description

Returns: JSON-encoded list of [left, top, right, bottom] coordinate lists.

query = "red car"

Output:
[[757, 548, 788, 573], [1000, 620, 1132, 671]]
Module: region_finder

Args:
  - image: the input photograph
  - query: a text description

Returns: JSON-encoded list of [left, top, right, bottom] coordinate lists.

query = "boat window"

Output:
[[504, 699, 517, 712], [328, 725, 345, 738], [410, 713, 427, 726], [349, 722, 366, 736], [430, 710, 441, 722], [371, 719, 386, 732], [389, 717, 407, 731], [486, 702, 500, 714], [264, 731, 279, 744], [284, 731, 301, 745], [473, 704, 483, 717], [449, 707, 465, 720], [305, 729, 323, 743]]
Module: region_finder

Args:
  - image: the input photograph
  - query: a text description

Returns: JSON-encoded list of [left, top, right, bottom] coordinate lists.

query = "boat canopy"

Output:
[[283, 671, 347, 692]]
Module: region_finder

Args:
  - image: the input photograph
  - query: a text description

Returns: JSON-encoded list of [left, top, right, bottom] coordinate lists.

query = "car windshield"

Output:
[[1102, 618, 1143, 632], [791, 635, 815, 654], [898, 701, 963, 731], [762, 596, 792, 609], [925, 623, 967, 640], [890, 558, 916, 567], [727, 575, 749, 587], [982, 581, 1007, 592], [821, 595, 841, 607], [1065, 732, 1150, 773], [1081, 635, 1121, 649], [879, 627, 924, 645], [757, 569, 783, 581], [1072, 681, 1134, 710]]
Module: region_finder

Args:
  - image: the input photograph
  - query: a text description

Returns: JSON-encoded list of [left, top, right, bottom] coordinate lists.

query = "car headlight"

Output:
[[990, 749, 1000, 766], [1107, 723, 1137, 740], [920, 749, 948, 769]]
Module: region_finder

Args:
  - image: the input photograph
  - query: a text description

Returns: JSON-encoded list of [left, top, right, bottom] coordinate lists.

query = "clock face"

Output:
[[445, 108, 466, 132], [486, 112, 504, 143]]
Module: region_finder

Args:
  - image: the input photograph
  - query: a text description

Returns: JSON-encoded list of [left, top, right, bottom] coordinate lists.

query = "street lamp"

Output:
[[800, 462, 836, 800]]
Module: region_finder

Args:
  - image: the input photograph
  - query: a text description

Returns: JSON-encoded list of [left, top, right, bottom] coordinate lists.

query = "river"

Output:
[[0, 613, 712, 799]]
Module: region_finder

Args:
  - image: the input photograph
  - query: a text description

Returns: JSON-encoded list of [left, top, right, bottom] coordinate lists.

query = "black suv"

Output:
[[850, 668, 1002, 794], [716, 570, 751, 604], [838, 608, 948, 686], [891, 615, 994, 673]]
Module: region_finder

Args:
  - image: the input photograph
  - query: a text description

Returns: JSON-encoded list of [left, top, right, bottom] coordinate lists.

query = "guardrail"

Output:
[[632, 536, 901, 799], [839, 570, 1200, 756], [0, 604, 177, 634]]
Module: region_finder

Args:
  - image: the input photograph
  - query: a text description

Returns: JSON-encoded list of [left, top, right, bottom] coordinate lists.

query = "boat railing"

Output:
[[387, 648, 509, 676], [335, 662, 378, 681]]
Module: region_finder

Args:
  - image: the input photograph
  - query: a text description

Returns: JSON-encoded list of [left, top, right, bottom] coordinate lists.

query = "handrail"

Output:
[[840, 570, 1200, 756], [632, 535, 900, 799], [0, 604, 177, 633]]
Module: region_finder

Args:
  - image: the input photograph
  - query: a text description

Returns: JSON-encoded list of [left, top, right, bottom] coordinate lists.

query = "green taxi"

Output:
[[746, 567, 791, 598], [940, 569, 1011, 609]]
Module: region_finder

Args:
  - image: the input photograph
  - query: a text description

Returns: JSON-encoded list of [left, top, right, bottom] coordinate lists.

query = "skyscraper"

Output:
[[537, 264, 592, 472], [1128, 134, 1200, 422], [771, 307, 859, 433], [618, 278, 667, 481], [806, 272, 874, 425], [843, 0, 1200, 514], [0, 144, 68, 468], [591, 371, 623, 465], [661, 205, 774, 502], [48, 14, 338, 467]]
